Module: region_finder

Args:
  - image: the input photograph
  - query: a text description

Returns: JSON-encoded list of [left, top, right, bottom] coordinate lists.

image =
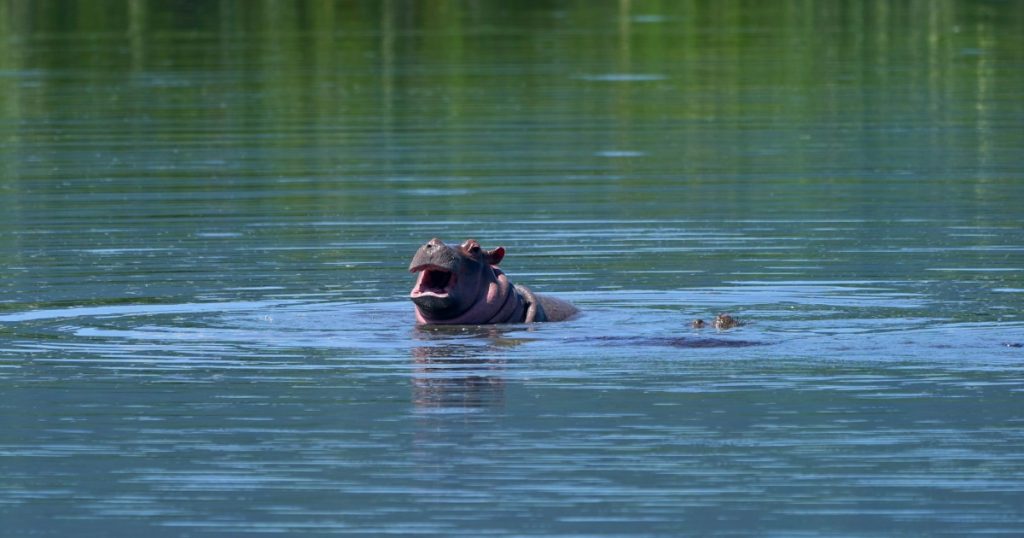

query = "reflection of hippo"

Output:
[[409, 238, 578, 325], [411, 344, 506, 410]]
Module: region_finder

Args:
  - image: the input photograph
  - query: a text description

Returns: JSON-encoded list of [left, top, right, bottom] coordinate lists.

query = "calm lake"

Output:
[[2, 1, 1023, 535]]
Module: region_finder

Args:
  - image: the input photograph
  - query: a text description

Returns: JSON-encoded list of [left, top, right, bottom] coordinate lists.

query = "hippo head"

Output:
[[408, 238, 507, 324]]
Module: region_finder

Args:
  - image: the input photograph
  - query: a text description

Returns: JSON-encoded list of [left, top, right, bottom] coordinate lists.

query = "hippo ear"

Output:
[[484, 246, 505, 266]]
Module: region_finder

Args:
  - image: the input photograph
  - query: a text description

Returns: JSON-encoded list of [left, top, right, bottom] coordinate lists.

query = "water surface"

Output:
[[2, 1, 1024, 536]]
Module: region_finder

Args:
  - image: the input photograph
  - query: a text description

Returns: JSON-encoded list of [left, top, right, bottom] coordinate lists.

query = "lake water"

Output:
[[2, 1, 1024, 535]]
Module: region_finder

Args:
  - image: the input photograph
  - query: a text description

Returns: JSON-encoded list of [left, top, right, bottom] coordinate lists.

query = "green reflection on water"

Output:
[[2, 2, 1021, 217], [0, 1, 1021, 299]]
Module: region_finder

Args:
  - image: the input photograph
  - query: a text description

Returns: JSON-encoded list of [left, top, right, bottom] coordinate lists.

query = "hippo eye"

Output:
[[462, 239, 480, 253]]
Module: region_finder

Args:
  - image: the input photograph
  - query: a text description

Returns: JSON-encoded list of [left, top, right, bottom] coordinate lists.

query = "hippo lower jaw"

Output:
[[410, 265, 457, 299]]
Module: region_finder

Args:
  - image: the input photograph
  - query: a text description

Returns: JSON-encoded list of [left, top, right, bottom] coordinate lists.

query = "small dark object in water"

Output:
[[1005, 342, 1023, 348], [714, 314, 740, 330], [691, 314, 742, 330]]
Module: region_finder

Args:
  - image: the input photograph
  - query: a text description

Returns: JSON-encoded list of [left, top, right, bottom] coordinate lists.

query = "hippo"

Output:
[[409, 238, 578, 325]]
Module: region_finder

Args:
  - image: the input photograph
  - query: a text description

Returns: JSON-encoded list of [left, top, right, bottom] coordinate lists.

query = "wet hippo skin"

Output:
[[408, 238, 578, 325]]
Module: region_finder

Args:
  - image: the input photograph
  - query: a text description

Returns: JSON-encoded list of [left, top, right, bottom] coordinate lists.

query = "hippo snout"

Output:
[[408, 238, 457, 272]]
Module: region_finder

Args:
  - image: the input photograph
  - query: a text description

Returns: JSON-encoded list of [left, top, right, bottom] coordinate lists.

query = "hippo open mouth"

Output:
[[410, 264, 457, 298]]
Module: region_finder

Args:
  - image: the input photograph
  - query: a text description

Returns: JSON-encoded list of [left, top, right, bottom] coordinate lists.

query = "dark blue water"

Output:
[[2, 1, 1023, 536]]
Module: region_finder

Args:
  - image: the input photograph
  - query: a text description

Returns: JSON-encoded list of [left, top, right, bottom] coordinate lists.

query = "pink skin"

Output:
[[411, 267, 514, 324], [409, 239, 522, 325]]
